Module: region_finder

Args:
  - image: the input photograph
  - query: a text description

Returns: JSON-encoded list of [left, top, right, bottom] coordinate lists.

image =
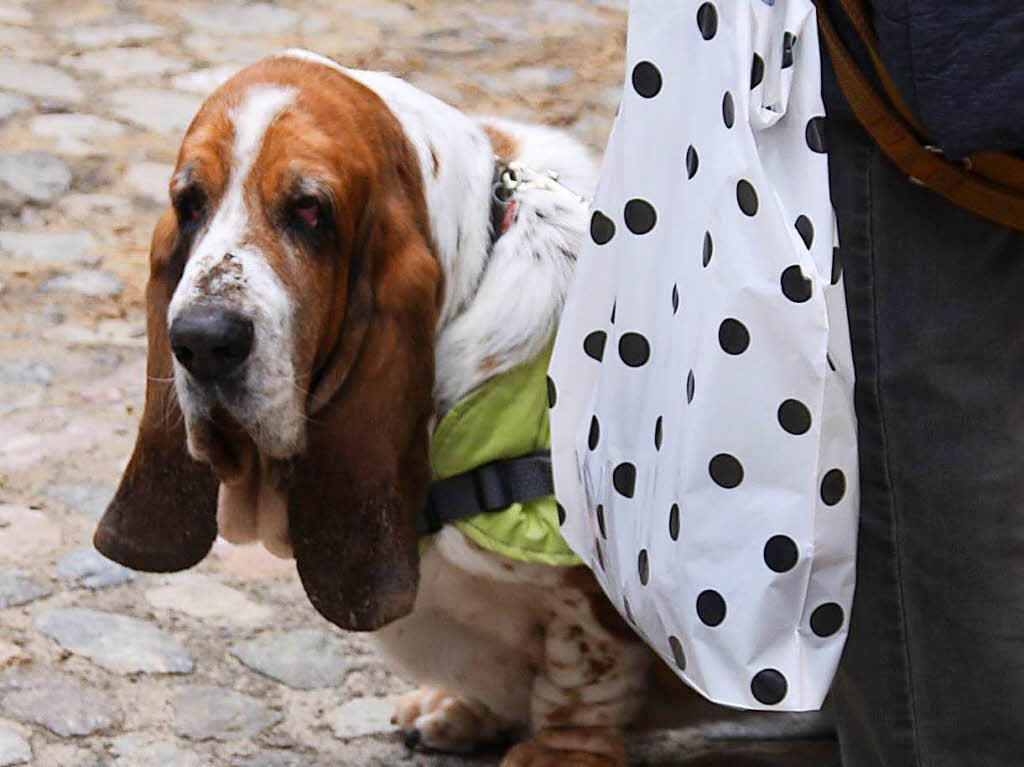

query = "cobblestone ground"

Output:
[[0, 2, 841, 765]]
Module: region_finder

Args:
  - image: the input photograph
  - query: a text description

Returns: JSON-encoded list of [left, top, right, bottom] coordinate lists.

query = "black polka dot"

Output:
[[697, 2, 718, 40], [686, 370, 695, 403], [764, 535, 798, 573], [613, 462, 636, 498], [781, 264, 812, 303], [686, 145, 699, 179], [821, 469, 846, 506], [583, 330, 606, 361], [588, 415, 600, 450], [794, 215, 814, 249], [697, 589, 726, 626], [638, 549, 649, 585], [736, 180, 759, 216], [557, 502, 566, 526], [751, 53, 765, 89], [654, 416, 663, 451], [718, 318, 750, 355], [632, 61, 662, 98], [810, 602, 845, 637], [546, 376, 556, 408], [778, 399, 812, 435], [827, 353, 837, 372], [751, 669, 788, 705], [672, 284, 679, 314], [624, 199, 657, 234], [722, 91, 735, 128], [669, 503, 680, 540], [806, 116, 827, 153], [619, 332, 650, 367], [624, 595, 636, 624], [610, 300, 617, 324], [590, 210, 615, 245], [702, 231, 713, 266], [709, 454, 743, 488], [596, 504, 607, 539], [668, 635, 686, 670], [831, 246, 842, 284], [782, 32, 796, 69], [595, 538, 605, 570]]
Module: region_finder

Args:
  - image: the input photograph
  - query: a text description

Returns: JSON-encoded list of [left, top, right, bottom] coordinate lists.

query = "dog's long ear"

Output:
[[94, 209, 219, 571], [288, 190, 438, 632]]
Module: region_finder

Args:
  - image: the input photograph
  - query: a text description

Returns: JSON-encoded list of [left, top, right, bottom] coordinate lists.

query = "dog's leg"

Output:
[[374, 533, 542, 751], [502, 581, 650, 767]]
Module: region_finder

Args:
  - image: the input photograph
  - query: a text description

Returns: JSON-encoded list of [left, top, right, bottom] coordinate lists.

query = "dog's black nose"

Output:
[[169, 307, 254, 381]]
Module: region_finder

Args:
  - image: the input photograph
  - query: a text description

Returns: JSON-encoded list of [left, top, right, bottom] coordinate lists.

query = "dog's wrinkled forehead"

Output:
[[168, 84, 295, 319]]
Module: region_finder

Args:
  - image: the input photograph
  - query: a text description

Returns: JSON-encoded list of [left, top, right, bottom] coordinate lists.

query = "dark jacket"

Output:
[[870, 0, 1024, 158]]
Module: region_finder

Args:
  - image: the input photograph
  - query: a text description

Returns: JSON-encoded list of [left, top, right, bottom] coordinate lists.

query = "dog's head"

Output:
[[94, 55, 440, 630]]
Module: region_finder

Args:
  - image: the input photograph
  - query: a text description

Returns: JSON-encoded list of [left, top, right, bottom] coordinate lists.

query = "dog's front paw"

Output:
[[393, 685, 504, 752], [501, 727, 626, 767]]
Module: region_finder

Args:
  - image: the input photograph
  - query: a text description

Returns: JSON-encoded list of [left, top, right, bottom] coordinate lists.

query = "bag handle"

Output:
[[812, 0, 1024, 231]]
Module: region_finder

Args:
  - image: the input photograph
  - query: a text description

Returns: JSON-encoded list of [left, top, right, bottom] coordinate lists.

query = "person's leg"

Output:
[[821, 49, 1024, 767]]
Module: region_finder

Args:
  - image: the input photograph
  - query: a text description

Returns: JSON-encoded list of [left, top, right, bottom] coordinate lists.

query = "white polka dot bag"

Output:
[[548, 0, 858, 711]]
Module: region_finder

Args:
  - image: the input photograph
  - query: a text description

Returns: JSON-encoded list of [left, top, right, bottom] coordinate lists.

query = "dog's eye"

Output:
[[289, 196, 321, 229], [174, 187, 206, 227]]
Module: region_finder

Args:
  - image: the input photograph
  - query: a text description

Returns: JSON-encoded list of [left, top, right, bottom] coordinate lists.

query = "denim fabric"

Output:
[[820, 36, 1024, 767], [871, 1, 1024, 158]]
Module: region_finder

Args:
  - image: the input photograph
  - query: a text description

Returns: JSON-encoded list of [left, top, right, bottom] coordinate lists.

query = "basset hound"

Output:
[[94, 50, 681, 766]]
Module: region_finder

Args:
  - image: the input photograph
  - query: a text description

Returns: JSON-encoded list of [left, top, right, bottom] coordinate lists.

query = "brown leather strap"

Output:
[[814, 0, 1024, 231]]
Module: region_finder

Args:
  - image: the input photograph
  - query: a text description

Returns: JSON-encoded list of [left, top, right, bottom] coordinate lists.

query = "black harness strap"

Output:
[[418, 450, 554, 536]]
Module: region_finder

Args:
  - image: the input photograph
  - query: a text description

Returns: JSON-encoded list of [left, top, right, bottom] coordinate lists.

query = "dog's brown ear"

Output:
[[94, 209, 219, 571], [289, 193, 438, 632]]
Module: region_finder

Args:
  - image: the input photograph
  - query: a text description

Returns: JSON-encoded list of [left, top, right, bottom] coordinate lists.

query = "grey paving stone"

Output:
[[346, 3, 414, 24], [0, 230, 100, 265], [0, 727, 31, 766], [59, 21, 167, 49], [172, 686, 281, 741], [124, 161, 172, 204], [180, 33, 273, 64], [0, 669, 123, 736], [34, 607, 194, 675], [38, 269, 123, 297], [40, 481, 115, 517], [230, 628, 350, 690], [232, 751, 307, 767], [0, 152, 72, 207], [0, 91, 29, 122], [0, 58, 83, 103], [55, 547, 135, 590], [527, 0, 604, 25], [29, 114, 126, 156], [326, 695, 401, 739], [170, 65, 238, 95], [108, 88, 201, 135], [180, 3, 298, 35], [0, 360, 54, 384], [109, 732, 203, 767], [61, 48, 190, 80], [0, 5, 31, 24], [0, 566, 52, 609]]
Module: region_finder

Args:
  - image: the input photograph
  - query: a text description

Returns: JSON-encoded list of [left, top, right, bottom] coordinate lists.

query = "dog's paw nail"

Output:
[[404, 728, 422, 749]]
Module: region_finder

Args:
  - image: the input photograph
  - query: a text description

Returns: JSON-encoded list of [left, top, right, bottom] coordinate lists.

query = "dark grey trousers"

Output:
[[821, 44, 1024, 767]]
